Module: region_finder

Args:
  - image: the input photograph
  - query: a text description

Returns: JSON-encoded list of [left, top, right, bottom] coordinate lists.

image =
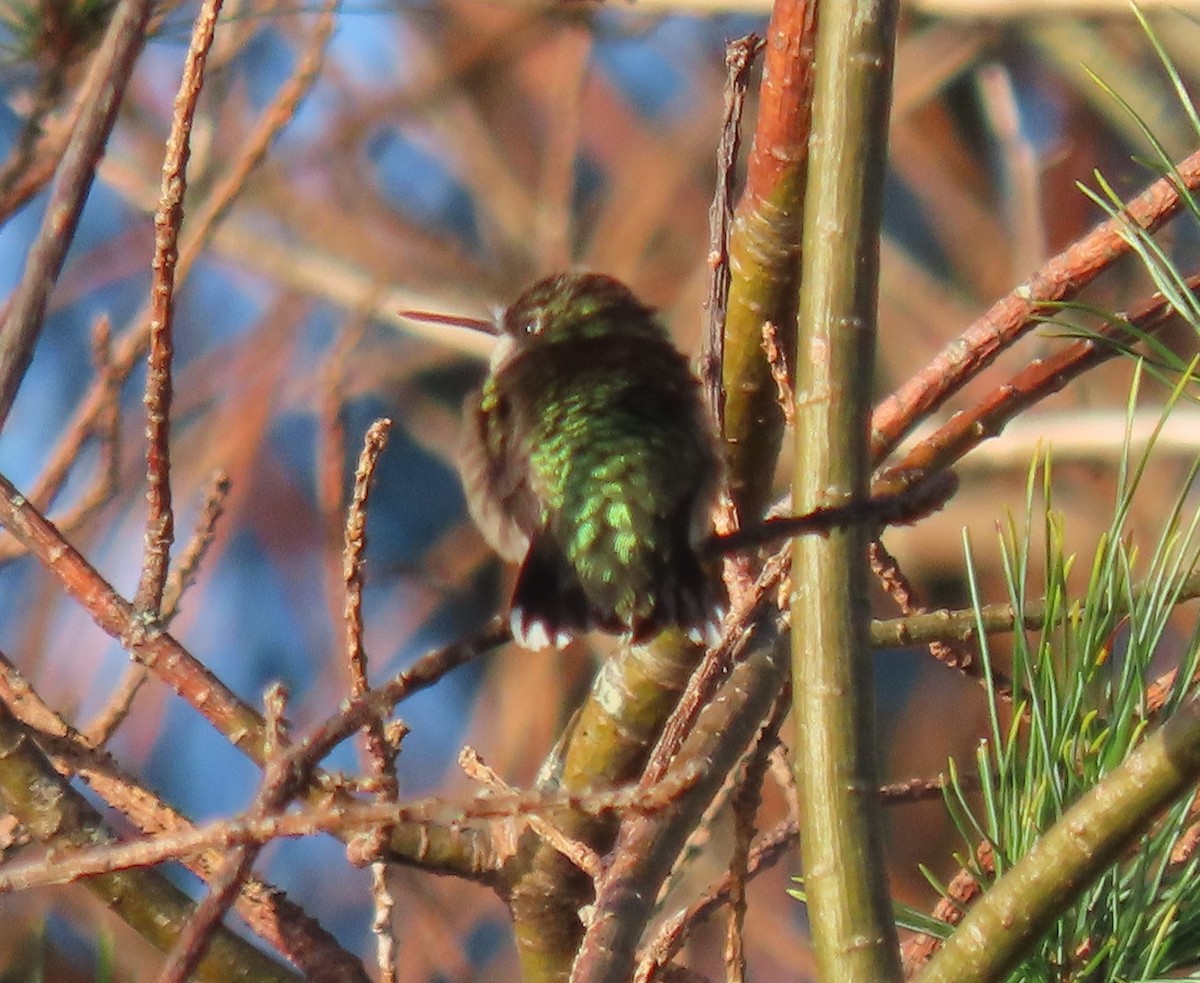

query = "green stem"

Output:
[[790, 2, 902, 982]]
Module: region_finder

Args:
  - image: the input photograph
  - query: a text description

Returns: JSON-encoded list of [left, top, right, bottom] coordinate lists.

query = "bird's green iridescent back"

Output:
[[489, 323, 716, 631]]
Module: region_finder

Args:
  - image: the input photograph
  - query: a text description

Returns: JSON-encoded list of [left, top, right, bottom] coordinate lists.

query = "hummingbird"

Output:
[[452, 273, 724, 650]]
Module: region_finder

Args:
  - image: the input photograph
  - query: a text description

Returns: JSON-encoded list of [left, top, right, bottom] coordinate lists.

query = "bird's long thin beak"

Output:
[[397, 309, 500, 336]]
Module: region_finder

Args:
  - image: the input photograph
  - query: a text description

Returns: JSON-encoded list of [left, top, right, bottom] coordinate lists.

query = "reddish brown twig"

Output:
[[460, 746, 602, 880], [85, 471, 231, 747], [135, 9, 231, 978], [868, 537, 1018, 704], [900, 842, 993, 978], [876, 273, 1200, 490], [870, 149, 1200, 464], [161, 470, 230, 624], [134, 0, 225, 620], [340, 419, 402, 982], [879, 772, 979, 804]]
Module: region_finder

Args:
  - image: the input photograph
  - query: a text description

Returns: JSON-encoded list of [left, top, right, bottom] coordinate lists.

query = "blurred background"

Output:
[[2, 0, 1200, 979]]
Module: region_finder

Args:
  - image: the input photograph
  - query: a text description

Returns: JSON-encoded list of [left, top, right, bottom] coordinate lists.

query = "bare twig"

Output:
[[706, 469, 957, 557], [875, 273, 1199, 489], [161, 471, 231, 624], [634, 817, 798, 983], [900, 843, 992, 978], [83, 664, 149, 747], [868, 537, 1015, 700], [879, 772, 978, 804], [870, 148, 1200, 463], [133, 0, 226, 620], [702, 34, 761, 427], [340, 419, 402, 983], [0, 765, 704, 894], [725, 691, 788, 983], [84, 471, 230, 746], [461, 746, 603, 880]]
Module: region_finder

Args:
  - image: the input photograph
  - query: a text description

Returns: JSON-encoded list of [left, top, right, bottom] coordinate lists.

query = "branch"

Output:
[[720, 0, 817, 520], [570, 633, 790, 983], [870, 147, 1200, 463], [916, 691, 1200, 983], [0, 702, 306, 983], [789, 4, 903, 983]]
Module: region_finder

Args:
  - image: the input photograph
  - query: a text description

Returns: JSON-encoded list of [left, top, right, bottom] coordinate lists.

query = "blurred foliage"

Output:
[[0, 0, 117, 67]]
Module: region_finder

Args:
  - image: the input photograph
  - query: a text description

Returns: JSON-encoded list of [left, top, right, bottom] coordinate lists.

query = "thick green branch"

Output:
[[505, 633, 700, 983], [720, 0, 816, 520], [790, 2, 902, 982]]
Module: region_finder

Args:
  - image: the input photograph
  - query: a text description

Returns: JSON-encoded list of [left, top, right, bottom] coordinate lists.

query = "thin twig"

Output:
[[702, 34, 761, 428], [870, 148, 1200, 463], [725, 690, 787, 983], [875, 273, 1199, 489], [900, 843, 992, 978], [340, 419, 402, 983], [157, 763, 284, 983], [705, 469, 957, 558], [134, 0, 225, 619], [342, 421, 393, 726], [85, 471, 231, 746], [871, 562, 1200, 651], [634, 819, 798, 983], [0, 765, 704, 894], [869, 538, 1015, 700], [161, 471, 231, 624], [461, 746, 604, 880], [142, 1, 238, 974], [83, 664, 149, 747], [879, 772, 979, 804]]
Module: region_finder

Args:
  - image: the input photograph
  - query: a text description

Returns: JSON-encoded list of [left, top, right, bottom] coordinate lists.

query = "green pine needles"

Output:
[[932, 369, 1200, 982]]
